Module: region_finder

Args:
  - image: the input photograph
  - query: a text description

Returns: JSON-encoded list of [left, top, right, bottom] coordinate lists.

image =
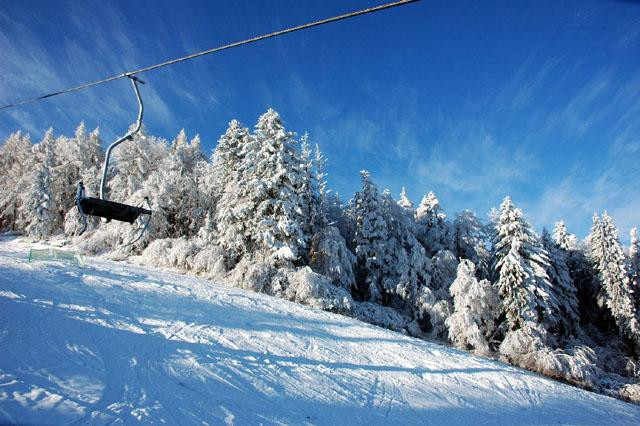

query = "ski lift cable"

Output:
[[0, 0, 419, 111]]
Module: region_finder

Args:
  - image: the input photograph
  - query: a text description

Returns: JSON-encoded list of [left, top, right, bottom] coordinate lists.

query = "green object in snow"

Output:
[[28, 248, 85, 265]]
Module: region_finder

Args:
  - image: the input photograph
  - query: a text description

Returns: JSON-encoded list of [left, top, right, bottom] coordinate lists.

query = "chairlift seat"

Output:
[[79, 197, 151, 223]]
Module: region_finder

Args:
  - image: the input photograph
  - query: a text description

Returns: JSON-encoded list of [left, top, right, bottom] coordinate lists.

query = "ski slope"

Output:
[[0, 237, 638, 425]]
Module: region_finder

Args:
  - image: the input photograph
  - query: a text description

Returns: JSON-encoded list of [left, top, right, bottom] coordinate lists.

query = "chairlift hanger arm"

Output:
[[99, 75, 144, 200]]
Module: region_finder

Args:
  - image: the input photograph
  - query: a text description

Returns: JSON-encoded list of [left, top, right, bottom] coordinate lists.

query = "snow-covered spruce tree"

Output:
[[227, 109, 307, 264], [327, 192, 353, 247], [307, 143, 355, 291], [566, 243, 600, 326], [210, 120, 249, 206], [298, 134, 326, 251], [0, 131, 33, 231], [159, 130, 207, 238], [552, 220, 600, 325], [380, 189, 431, 311], [215, 120, 257, 263], [309, 225, 356, 291], [397, 187, 414, 215], [351, 170, 387, 302], [313, 144, 328, 201], [23, 129, 57, 238], [62, 123, 105, 235], [553, 220, 578, 251], [630, 227, 640, 309], [426, 249, 457, 339], [446, 259, 499, 355], [106, 126, 167, 203], [190, 210, 227, 276], [491, 197, 560, 336], [453, 210, 490, 279], [415, 191, 451, 257], [589, 213, 638, 339], [541, 228, 581, 336]]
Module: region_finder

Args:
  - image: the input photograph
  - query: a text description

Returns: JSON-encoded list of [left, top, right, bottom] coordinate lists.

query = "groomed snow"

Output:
[[0, 237, 638, 425]]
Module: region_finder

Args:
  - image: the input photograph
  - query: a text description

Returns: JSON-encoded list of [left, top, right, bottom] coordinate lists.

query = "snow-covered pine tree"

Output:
[[552, 221, 600, 326], [415, 191, 451, 256], [159, 130, 207, 238], [226, 109, 307, 263], [380, 189, 430, 310], [215, 120, 256, 262], [313, 144, 329, 219], [351, 170, 387, 302], [309, 225, 356, 291], [197, 211, 217, 244], [630, 228, 640, 309], [299, 134, 325, 248], [541, 228, 581, 336], [425, 249, 457, 339], [453, 210, 490, 279], [306, 143, 356, 290], [589, 213, 638, 339], [326, 192, 350, 238], [210, 120, 249, 204], [446, 259, 499, 355], [109, 126, 166, 203], [0, 131, 33, 231], [58, 123, 106, 233], [553, 220, 578, 251], [564, 241, 600, 326], [491, 197, 559, 334], [24, 129, 57, 238], [397, 187, 414, 214]]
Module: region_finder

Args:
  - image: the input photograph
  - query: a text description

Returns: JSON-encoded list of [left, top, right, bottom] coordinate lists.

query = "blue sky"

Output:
[[1, 0, 639, 241]]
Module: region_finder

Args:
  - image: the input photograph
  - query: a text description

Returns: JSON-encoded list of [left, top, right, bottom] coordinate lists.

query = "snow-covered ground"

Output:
[[0, 237, 638, 425]]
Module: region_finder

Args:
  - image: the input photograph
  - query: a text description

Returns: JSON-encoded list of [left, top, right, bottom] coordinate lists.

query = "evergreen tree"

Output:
[[553, 220, 577, 251], [299, 134, 325, 244], [380, 189, 430, 310], [58, 123, 105, 230], [197, 211, 217, 244], [415, 191, 450, 256], [397, 187, 414, 214], [313, 144, 328, 201], [589, 213, 638, 338], [160, 130, 206, 238], [109, 126, 166, 202], [0, 131, 33, 231], [446, 259, 498, 355], [351, 170, 387, 302], [210, 120, 249, 204], [491, 197, 559, 333], [215, 121, 256, 261], [426, 249, 457, 339], [251, 109, 306, 261], [453, 210, 490, 279], [309, 226, 356, 291], [24, 129, 57, 237], [218, 109, 306, 263], [630, 227, 640, 309], [541, 228, 581, 335]]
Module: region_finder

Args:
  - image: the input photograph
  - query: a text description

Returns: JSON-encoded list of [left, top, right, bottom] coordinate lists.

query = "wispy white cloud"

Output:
[[0, 1, 179, 143], [413, 123, 537, 195]]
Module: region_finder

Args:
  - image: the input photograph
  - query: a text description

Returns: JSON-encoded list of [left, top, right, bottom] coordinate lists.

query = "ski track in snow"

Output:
[[0, 237, 638, 425]]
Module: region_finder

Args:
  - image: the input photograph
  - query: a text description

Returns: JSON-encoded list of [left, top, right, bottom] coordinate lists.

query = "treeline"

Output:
[[1, 109, 639, 402]]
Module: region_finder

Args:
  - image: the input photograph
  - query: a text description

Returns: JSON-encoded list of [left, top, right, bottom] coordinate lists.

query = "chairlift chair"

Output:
[[75, 74, 152, 242]]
